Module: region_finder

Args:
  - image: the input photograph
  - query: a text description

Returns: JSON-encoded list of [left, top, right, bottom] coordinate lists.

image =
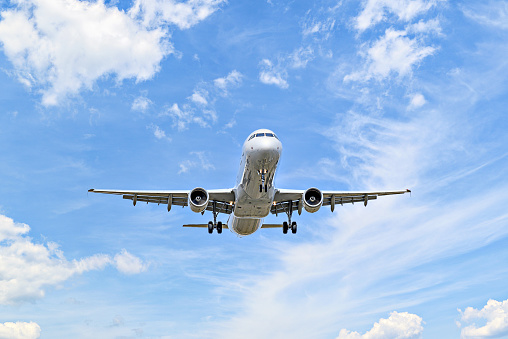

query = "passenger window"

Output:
[[266, 133, 274, 137], [256, 133, 265, 137]]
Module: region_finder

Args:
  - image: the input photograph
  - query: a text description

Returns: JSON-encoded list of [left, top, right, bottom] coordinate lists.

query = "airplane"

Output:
[[89, 129, 410, 237]]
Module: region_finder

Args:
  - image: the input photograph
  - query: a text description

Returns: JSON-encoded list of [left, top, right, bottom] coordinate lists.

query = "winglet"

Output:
[[407, 189, 411, 197], [88, 189, 95, 192]]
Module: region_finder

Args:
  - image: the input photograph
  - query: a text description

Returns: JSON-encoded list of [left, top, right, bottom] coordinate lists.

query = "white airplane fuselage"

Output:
[[228, 129, 282, 236]]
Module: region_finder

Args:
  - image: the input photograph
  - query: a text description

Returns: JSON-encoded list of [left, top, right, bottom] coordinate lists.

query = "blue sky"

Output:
[[0, 0, 508, 338]]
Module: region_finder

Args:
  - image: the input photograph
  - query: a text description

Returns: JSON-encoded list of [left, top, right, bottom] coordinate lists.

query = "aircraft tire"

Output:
[[208, 221, 213, 234], [217, 221, 223, 234], [283, 221, 288, 234], [291, 221, 297, 234]]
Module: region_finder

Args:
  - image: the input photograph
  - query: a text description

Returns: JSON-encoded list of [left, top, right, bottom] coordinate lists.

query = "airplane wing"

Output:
[[88, 188, 236, 214], [271, 189, 411, 215]]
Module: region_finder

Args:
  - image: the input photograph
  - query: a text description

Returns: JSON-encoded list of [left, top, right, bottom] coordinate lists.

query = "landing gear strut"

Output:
[[259, 169, 268, 193], [208, 201, 223, 234], [282, 200, 297, 234]]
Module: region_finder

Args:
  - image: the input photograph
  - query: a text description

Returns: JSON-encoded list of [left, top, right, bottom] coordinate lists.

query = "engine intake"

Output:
[[189, 187, 209, 213], [303, 188, 323, 213]]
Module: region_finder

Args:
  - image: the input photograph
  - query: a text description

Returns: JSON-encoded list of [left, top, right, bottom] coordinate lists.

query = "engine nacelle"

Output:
[[188, 187, 209, 213], [303, 187, 323, 213]]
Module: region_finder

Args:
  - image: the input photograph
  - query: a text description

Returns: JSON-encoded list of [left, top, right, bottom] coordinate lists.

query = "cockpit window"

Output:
[[265, 133, 274, 137], [248, 134, 255, 140], [256, 133, 265, 137]]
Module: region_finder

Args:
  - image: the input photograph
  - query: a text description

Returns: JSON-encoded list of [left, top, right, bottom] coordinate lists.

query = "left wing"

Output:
[[271, 189, 411, 215], [88, 188, 235, 214]]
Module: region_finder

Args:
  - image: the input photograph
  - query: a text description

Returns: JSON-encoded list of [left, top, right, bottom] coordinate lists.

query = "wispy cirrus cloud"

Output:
[[461, 1, 508, 30], [178, 151, 215, 174]]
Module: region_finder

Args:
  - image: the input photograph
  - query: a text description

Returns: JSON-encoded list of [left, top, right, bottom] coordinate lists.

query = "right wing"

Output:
[[88, 188, 236, 214], [271, 189, 411, 215]]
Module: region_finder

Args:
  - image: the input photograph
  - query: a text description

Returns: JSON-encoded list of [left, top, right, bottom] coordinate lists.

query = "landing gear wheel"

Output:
[[291, 221, 297, 234], [217, 221, 223, 234], [208, 221, 213, 234], [283, 221, 288, 234]]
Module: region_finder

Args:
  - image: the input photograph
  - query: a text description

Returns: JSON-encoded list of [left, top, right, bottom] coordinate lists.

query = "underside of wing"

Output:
[[88, 188, 236, 214], [271, 188, 410, 214]]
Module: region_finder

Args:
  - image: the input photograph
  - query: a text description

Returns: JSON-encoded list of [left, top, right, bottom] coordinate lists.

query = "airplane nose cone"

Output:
[[255, 138, 281, 162]]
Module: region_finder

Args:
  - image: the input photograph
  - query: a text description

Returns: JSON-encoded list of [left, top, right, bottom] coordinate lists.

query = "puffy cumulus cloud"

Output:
[[0, 0, 225, 106], [129, 0, 226, 30], [336, 312, 423, 339], [163, 70, 243, 130], [408, 93, 426, 109], [259, 59, 289, 89], [147, 123, 171, 141], [132, 95, 153, 113], [458, 299, 508, 339], [0, 214, 146, 305], [0, 0, 169, 106], [114, 249, 148, 275], [214, 70, 243, 95], [0, 321, 41, 339], [355, 0, 437, 31], [344, 28, 435, 82]]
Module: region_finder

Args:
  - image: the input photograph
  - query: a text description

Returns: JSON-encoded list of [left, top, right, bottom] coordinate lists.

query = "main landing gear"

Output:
[[282, 200, 297, 234], [208, 201, 223, 234]]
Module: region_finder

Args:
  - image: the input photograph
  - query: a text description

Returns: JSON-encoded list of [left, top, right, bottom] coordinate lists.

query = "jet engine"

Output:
[[188, 187, 209, 213], [303, 187, 323, 213]]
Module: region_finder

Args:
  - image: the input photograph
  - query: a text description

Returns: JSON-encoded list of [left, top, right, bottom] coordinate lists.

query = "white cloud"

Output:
[[344, 28, 435, 82], [459, 299, 508, 339], [0, 322, 41, 339], [129, 0, 226, 30], [302, 17, 336, 39], [190, 90, 209, 105], [0, 214, 147, 305], [462, 1, 508, 30], [259, 59, 289, 89], [114, 249, 148, 275], [164, 70, 242, 130], [132, 95, 153, 113], [178, 151, 215, 174], [164, 102, 209, 131], [355, 0, 437, 31], [407, 19, 442, 35], [336, 312, 423, 339], [0, 0, 225, 106], [0, 0, 169, 106], [147, 123, 171, 141], [408, 93, 426, 109], [289, 46, 315, 69], [213, 70, 243, 94]]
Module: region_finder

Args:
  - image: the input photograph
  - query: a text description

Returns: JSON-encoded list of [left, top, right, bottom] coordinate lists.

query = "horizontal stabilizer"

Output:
[[183, 224, 229, 229], [261, 224, 283, 228]]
